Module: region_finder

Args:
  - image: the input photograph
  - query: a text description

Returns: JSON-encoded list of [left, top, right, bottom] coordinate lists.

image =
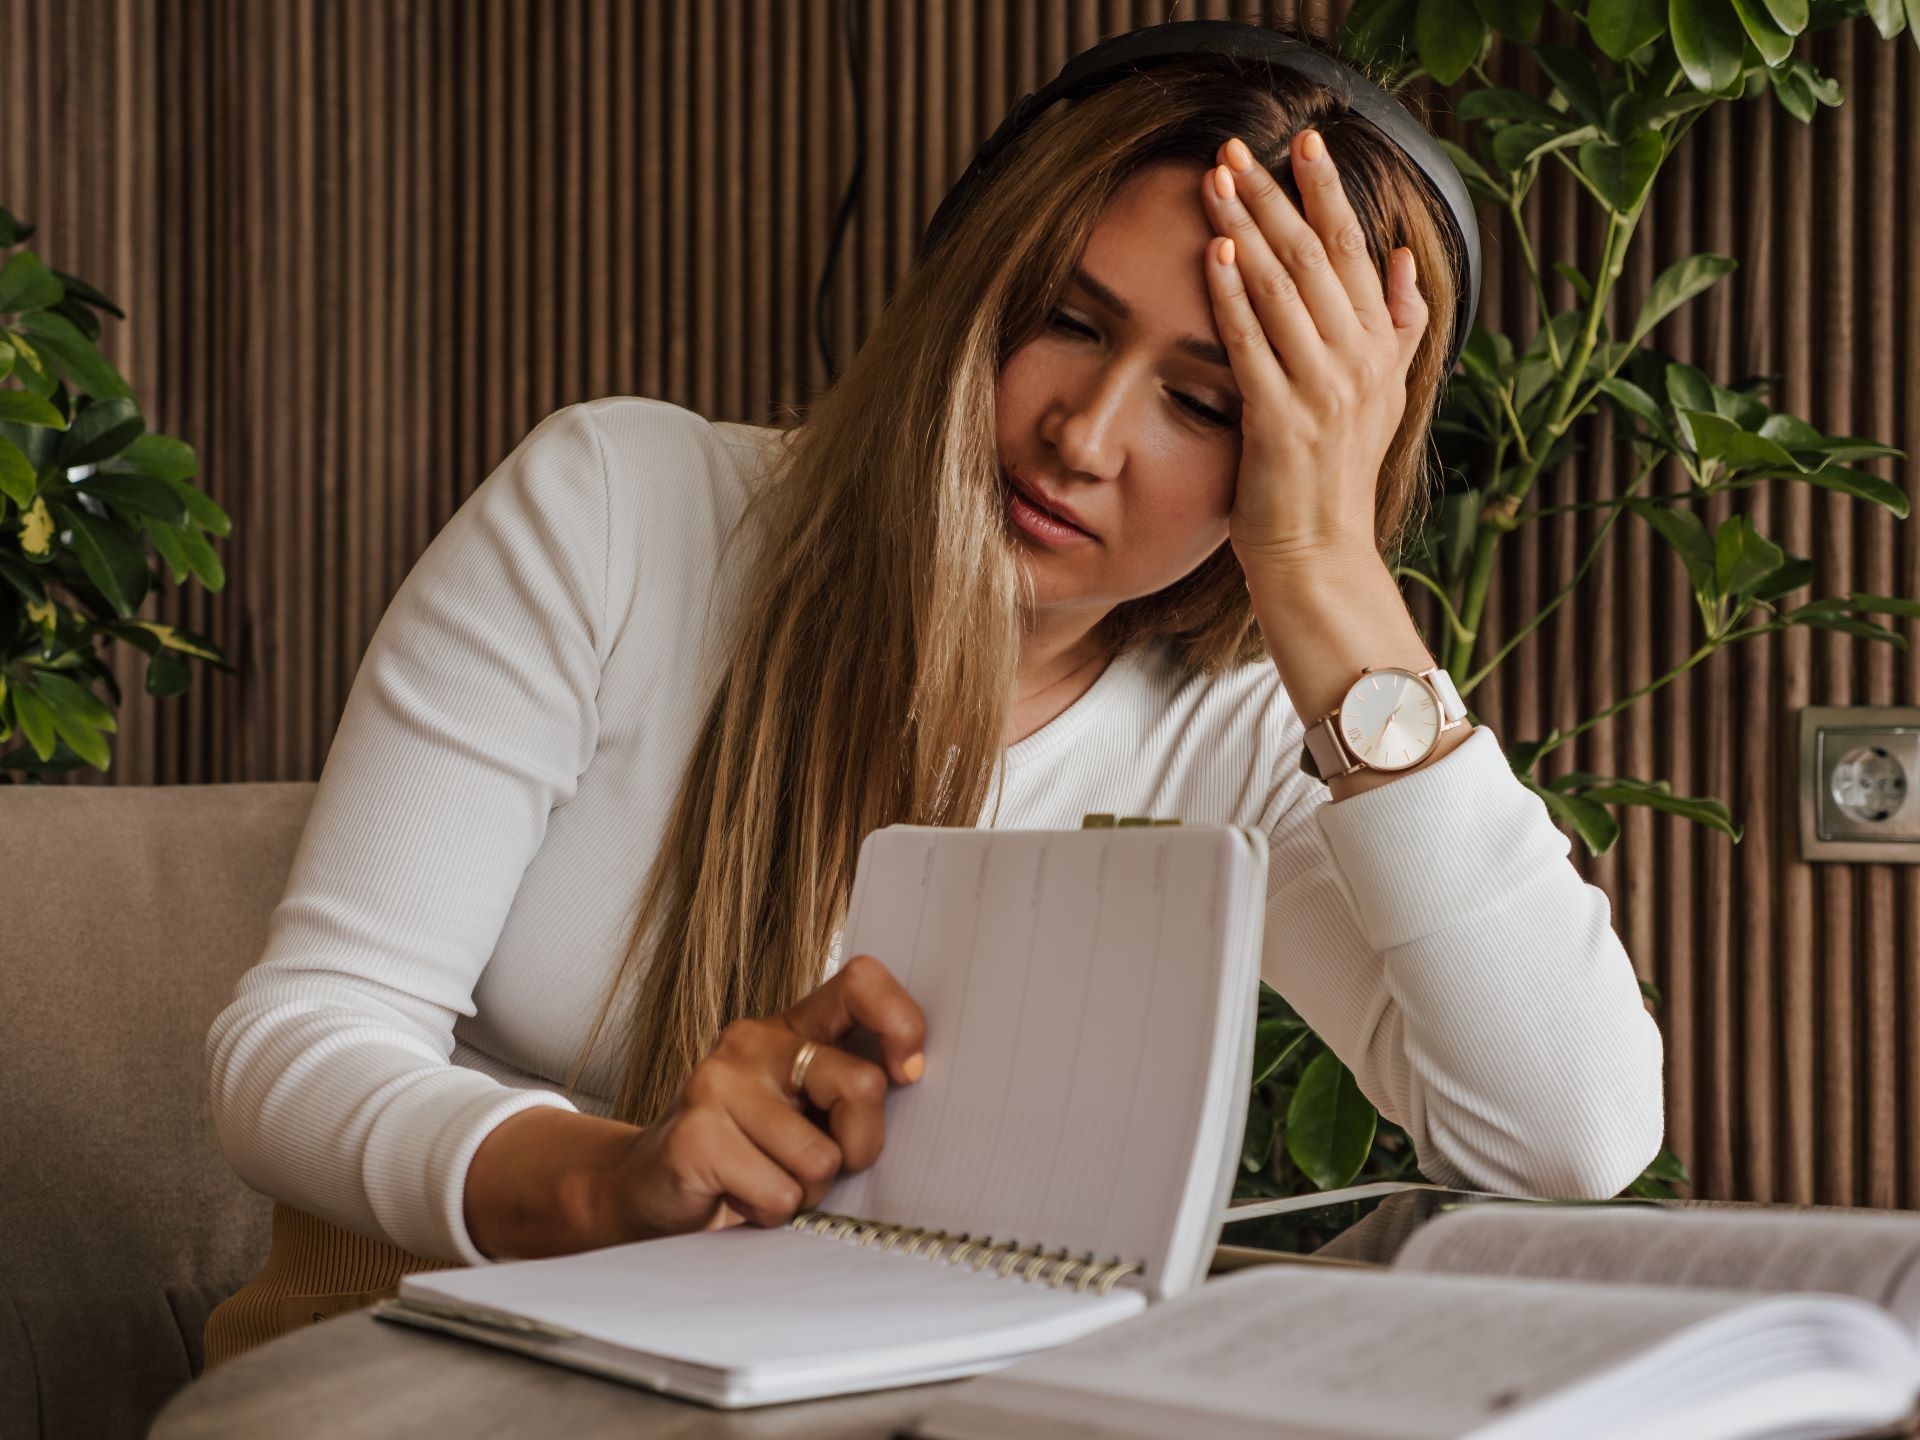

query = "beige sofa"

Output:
[[0, 780, 315, 1439]]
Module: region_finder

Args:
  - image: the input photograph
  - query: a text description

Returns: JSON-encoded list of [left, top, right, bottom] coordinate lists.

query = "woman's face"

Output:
[[995, 160, 1246, 620]]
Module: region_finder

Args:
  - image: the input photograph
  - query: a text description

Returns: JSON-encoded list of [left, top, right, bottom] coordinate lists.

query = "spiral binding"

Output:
[[789, 1209, 1143, 1296]]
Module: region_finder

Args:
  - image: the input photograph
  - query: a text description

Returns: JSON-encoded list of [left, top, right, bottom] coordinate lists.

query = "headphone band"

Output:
[[917, 19, 1481, 376]]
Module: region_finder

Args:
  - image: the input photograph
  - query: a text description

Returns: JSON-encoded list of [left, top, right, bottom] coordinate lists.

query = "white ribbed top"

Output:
[[205, 397, 1666, 1268]]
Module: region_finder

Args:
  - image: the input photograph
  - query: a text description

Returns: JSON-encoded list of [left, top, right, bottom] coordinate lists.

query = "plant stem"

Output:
[[1459, 465, 1654, 695], [1531, 635, 1727, 766], [1394, 563, 1476, 651]]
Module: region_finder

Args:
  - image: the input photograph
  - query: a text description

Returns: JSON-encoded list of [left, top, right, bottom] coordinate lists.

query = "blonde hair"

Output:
[[565, 25, 1464, 1126]]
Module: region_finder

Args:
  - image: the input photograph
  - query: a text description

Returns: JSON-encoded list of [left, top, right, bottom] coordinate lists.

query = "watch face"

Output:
[[1339, 668, 1442, 771]]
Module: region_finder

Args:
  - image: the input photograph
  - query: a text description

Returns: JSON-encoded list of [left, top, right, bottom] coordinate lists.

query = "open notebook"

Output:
[[372, 821, 1270, 1406]]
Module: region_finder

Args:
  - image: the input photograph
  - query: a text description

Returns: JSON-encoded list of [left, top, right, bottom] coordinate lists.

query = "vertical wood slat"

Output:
[[3, 0, 1917, 1211]]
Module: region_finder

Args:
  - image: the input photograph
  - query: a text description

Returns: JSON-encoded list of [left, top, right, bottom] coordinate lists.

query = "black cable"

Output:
[[813, 0, 867, 386]]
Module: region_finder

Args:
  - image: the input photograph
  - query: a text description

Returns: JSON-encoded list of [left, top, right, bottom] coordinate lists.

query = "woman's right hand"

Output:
[[597, 953, 927, 1241]]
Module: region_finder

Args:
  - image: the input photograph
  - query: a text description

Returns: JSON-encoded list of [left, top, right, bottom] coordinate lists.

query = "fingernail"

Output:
[[1212, 164, 1236, 202], [1301, 129, 1325, 162], [1224, 137, 1254, 173], [903, 1052, 925, 1082]]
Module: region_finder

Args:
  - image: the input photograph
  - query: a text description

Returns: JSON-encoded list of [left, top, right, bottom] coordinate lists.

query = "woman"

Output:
[[202, 24, 1665, 1366]]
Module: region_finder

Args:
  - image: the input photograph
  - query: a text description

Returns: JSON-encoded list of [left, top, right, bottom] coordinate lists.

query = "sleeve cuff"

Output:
[[1311, 724, 1565, 953], [364, 1071, 582, 1266]]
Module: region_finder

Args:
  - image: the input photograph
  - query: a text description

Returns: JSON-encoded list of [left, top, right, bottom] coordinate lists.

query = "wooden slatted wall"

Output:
[[5, 0, 1917, 1208]]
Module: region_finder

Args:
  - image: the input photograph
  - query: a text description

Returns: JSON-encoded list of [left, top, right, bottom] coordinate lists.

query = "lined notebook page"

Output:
[[827, 825, 1256, 1295], [400, 1225, 1145, 1382]]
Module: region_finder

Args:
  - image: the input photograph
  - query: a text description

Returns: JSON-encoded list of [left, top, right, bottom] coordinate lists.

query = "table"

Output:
[[149, 1307, 948, 1438]]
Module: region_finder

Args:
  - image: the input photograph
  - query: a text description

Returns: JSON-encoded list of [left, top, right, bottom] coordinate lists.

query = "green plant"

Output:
[[0, 207, 232, 782], [1236, 0, 1916, 1202]]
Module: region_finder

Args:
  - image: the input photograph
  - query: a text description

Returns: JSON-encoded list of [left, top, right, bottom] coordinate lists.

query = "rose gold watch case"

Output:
[[1302, 664, 1470, 780]]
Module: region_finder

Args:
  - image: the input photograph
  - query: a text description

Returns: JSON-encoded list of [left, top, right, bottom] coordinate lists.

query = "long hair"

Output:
[[564, 26, 1465, 1126]]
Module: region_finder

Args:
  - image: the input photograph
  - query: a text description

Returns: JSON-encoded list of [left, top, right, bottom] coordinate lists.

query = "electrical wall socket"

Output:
[[1798, 705, 1920, 862]]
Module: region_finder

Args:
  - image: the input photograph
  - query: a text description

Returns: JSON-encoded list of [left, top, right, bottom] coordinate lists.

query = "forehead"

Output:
[[1076, 161, 1221, 332]]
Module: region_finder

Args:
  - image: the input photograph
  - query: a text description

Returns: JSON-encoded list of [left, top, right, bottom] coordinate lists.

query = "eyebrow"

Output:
[[1070, 266, 1233, 371]]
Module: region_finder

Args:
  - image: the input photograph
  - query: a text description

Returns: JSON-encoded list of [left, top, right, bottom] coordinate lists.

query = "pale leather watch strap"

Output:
[[1301, 665, 1467, 781]]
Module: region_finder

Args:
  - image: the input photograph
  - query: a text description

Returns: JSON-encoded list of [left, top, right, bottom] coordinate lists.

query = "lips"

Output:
[[1004, 470, 1097, 539]]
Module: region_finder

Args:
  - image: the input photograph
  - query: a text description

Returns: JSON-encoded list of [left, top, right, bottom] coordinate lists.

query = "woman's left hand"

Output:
[[1200, 130, 1429, 576]]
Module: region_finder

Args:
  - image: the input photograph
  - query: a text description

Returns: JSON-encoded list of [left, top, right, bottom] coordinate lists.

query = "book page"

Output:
[[825, 826, 1255, 1296], [924, 1264, 1763, 1440], [1395, 1205, 1920, 1337]]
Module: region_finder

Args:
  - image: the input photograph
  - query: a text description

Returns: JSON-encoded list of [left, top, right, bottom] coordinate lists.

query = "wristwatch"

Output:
[[1299, 663, 1470, 782]]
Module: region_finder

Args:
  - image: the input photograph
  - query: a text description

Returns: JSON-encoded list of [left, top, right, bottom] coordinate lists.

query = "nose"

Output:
[[1039, 367, 1132, 485]]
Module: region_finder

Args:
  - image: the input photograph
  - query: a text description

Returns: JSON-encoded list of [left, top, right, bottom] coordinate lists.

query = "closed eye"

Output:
[[1046, 311, 1235, 428]]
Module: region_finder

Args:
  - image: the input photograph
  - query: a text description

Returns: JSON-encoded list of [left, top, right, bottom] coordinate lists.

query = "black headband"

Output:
[[917, 19, 1482, 376]]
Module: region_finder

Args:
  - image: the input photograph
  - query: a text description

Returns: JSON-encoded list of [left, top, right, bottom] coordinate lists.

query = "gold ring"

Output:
[[788, 1039, 821, 1098]]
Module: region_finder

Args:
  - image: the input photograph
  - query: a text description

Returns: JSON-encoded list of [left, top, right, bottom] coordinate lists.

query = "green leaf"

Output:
[[1626, 494, 1716, 592], [10, 683, 58, 761], [1590, 0, 1671, 57], [1628, 254, 1737, 351], [175, 518, 228, 591], [0, 252, 64, 314], [1670, 0, 1748, 93], [1642, 1145, 1692, 1184], [1416, 0, 1488, 85], [72, 470, 189, 525], [1455, 87, 1565, 127], [5, 332, 56, 400], [55, 395, 144, 468], [1714, 515, 1786, 599], [1506, 734, 1558, 779], [17, 496, 55, 559], [1339, 0, 1419, 67], [1845, 592, 1920, 621], [107, 617, 227, 663], [16, 309, 132, 400], [0, 549, 48, 599], [1252, 1018, 1311, 1087], [1437, 138, 1508, 205], [1638, 976, 1665, 1010], [1755, 0, 1809, 31], [1562, 780, 1743, 841], [113, 431, 200, 480], [31, 669, 117, 730], [1728, 0, 1797, 61], [0, 337, 12, 382], [1794, 465, 1911, 519], [1472, 0, 1547, 41], [49, 502, 152, 618], [0, 434, 33, 506], [157, 473, 231, 536], [1577, 132, 1665, 212], [1490, 122, 1563, 174], [1597, 377, 1672, 439], [1751, 554, 1815, 601], [1795, 612, 1908, 648], [145, 648, 195, 699], [48, 268, 126, 320], [1285, 1050, 1378, 1190], [0, 389, 67, 428], [0, 208, 35, 247], [1534, 783, 1623, 854], [1864, 0, 1907, 38], [1533, 44, 1606, 127], [1551, 261, 1595, 305], [141, 517, 196, 586], [1241, 1087, 1278, 1173]]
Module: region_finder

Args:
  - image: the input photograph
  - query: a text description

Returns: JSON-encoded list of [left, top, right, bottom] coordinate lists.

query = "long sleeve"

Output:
[[1259, 722, 1666, 1199], [204, 403, 613, 1266]]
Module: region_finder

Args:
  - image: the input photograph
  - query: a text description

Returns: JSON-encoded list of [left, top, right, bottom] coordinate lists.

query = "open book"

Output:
[[910, 1200, 1920, 1440], [371, 821, 1269, 1407]]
